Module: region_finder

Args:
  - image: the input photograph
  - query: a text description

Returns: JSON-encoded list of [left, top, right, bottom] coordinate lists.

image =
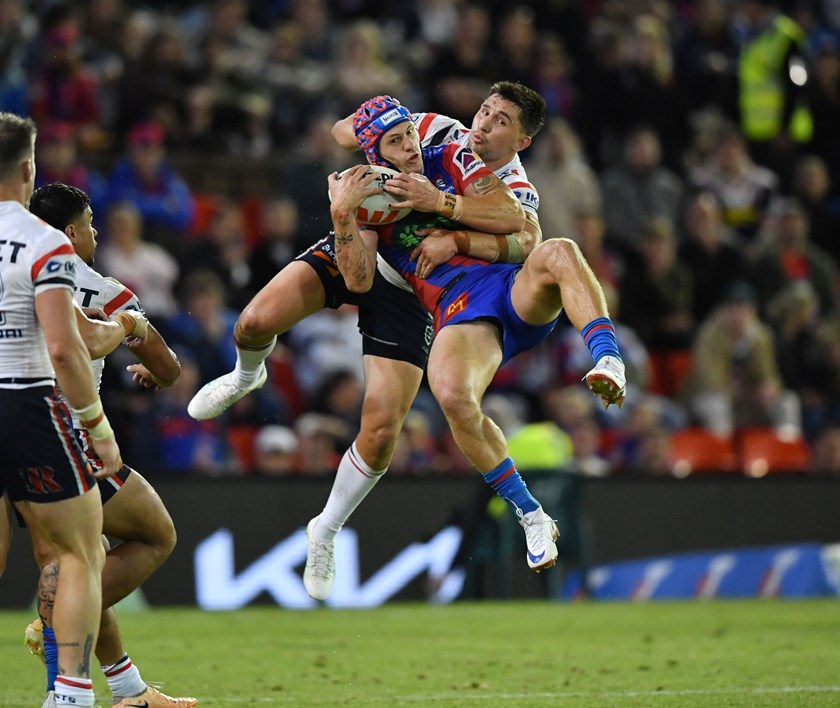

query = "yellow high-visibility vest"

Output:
[[739, 15, 813, 142]]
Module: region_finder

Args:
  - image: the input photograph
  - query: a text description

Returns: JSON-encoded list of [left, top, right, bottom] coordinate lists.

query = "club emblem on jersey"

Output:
[[443, 292, 469, 322]]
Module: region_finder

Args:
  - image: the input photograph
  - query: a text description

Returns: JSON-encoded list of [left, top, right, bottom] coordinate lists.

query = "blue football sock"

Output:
[[43, 625, 57, 692], [581, 317, 621, 364], [481, 457, 539, 515]]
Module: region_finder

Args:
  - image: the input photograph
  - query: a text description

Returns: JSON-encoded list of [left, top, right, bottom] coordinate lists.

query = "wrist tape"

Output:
[[73, 399, 114, 441], [112, 311, 138, 337]]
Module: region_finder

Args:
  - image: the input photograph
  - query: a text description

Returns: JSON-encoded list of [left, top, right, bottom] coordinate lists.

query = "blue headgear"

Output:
[[353, 95, 412, 167]]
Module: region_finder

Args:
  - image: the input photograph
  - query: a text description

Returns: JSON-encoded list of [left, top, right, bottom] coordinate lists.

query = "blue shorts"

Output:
[[436, 265, 559, 365]]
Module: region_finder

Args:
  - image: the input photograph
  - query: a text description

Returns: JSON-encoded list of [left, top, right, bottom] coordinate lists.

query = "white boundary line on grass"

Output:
[[215, 685, 840, 703]]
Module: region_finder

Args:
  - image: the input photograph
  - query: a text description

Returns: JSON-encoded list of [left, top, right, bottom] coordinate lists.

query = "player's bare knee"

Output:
[[539, 237, 580, 272], [433, 383, 479, 427]]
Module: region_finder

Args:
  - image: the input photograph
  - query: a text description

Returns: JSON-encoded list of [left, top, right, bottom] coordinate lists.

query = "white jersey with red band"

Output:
[[376, 112, 542, 291], [0, 201, 77, 386], [411, 111, 540, 218]]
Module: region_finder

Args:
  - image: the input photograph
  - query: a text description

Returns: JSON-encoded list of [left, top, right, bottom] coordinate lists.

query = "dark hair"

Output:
[[488, 81, 547, 138], [0, 112, 36, 178], [29, 182, 90, 231]]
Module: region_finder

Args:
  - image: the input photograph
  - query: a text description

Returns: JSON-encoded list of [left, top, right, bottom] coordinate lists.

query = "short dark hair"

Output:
[[0, 112, 36, 178], [488, 81, 547, 138], [29, 182, 90, 231]]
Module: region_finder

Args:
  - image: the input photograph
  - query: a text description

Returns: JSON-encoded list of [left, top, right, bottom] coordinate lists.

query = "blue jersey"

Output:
[[373, 144, 559, 363], [375, 143, 498, 315]]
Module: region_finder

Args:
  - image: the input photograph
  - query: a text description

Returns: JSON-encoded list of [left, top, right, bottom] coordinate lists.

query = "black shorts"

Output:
[[0, 386, 95, 504], [75, 428, 133, 504], [298, 234, 434, 369]]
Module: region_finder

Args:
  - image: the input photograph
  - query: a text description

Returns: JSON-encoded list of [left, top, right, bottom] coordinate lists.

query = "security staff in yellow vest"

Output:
[[738, 0, 812, 177]]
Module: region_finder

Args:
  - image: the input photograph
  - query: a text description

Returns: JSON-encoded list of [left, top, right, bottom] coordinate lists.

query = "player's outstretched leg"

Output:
[[189, 261, 328, 420], [303, 357, 424, 600]]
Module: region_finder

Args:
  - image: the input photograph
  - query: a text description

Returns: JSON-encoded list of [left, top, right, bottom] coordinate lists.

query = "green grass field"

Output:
[[2, 600, 839, 707]]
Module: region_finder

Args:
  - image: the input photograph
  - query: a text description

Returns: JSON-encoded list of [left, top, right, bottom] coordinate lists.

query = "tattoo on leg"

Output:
[[38, 562, 59, 625], [77, 634, 94, 677]]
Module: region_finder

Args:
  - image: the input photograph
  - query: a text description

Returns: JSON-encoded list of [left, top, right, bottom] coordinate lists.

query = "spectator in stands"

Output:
[[678, 189, 746, 323], [619, 217, 695, 353], [181, 197, 252, 310], [601, 126, 683, 257], [116, 28, 200, 141], [310, 369, 363, 433], [673, 0, 739, 119], [566, 417, 612, 477], [736, 0, 811, 181], [262, 22, 332, 147], [162, 270, 239, 385], [531, 34, 577, 124], [333, 20, 406, 112], [525, 118, 601, 240], [294, 413, 351, 475], [28, 19, 106, 151], [286, 304, 364, 396], [0, 0, 33, 115], [424, 4, 498, 125], [766, 281, 840, 440], [570, 208, 621, 290], [689, 125, 779, 250], [34, 120, 107, 209], [808, 36, 840, 196], [246, 195, 303, 298], [252, 424, 299, 476], [682, 281, 801, 438], [790, 155, 840, 263], [133, 349, 232, 474], [389, 408, 448, 475], [96, 201, 179, 319], [282, 115, 353, 238], [105, 121, 195, 248], [750, 197, 839, 319]]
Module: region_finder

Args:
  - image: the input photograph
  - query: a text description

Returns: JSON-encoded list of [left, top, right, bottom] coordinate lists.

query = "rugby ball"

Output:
[[334, 164, 413, 226]]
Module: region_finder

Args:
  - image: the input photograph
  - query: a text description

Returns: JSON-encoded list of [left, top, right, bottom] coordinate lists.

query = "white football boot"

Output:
[[187, 364, 267, 420], [303, 516, 335, 601], [518, 506, 559, 572], [584, 355, 627, 409]]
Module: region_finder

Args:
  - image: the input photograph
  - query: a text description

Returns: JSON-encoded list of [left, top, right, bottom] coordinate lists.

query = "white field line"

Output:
[[209, 685, 840, 704]]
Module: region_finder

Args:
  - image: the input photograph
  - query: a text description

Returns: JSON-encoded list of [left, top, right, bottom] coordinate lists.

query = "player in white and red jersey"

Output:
[[23, 183, 196, 708], [0, 111, 122, 708]]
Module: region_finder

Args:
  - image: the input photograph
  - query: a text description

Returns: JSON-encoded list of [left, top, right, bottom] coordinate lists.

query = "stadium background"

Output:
[[2, 0, 840, 607]]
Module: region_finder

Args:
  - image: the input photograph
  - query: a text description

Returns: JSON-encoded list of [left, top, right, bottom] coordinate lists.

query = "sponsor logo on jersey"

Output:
[[443, 292, 469, 322]]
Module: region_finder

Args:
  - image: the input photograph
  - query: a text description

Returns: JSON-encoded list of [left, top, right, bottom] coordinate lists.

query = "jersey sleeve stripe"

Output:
[[30, 243, 74, 282], [103, 288, 136, 316], [507, 181, 535, 190], [417, 113, 438, 140], [36, 276, 75, 288]]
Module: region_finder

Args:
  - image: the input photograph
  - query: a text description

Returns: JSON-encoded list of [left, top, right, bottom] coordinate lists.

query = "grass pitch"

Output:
[[1, 600, 839, 707]]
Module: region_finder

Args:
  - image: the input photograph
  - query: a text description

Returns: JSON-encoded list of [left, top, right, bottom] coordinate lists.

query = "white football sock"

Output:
[[55, 676, 94, 706], [234, 336, 276, 386], [315, 441, 386, 542], [102, 654, 146, 699]]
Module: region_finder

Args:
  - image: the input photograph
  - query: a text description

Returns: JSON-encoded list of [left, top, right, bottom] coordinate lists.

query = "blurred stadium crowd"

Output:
[[8, 0, 840, 477]]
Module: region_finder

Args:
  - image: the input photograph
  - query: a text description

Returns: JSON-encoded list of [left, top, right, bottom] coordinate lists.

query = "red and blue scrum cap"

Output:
[[353, 95, 412, 167]]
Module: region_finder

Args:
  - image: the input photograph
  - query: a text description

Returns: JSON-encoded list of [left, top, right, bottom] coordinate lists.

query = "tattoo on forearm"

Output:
[[335, 231, 354, 246], [471, 175, 504, 196]]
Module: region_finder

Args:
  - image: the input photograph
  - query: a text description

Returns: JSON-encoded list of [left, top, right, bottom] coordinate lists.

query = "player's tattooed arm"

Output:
[[335, 225, 369, 287], [457, 173, 525, 234]]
